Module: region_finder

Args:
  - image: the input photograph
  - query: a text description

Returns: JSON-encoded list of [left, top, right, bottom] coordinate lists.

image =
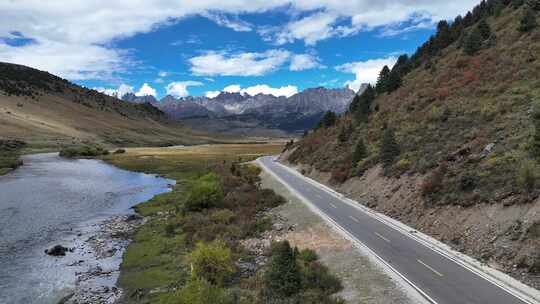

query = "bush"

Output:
[[422, 164, 446, 196], [519, 8, 537, 32], [59, 144, 109, 158], [210, 209, 235, 224], [191, 240, 235, 286], [113, 148, 126, 154], [168, 277, 231, 304], [298, 248, 318, 262], [184, 173, 224, 211], [517, 159, 538, 194]]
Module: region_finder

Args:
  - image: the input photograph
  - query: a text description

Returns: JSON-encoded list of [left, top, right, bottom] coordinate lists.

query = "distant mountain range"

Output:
[[122, 85, 366, 134]]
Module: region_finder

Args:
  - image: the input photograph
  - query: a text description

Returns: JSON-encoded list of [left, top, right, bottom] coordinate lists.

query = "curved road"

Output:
[[258, 156, 534, 304]]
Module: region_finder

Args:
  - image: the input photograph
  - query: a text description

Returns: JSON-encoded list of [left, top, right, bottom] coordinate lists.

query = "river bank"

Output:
[[0, 153, 173, 304]]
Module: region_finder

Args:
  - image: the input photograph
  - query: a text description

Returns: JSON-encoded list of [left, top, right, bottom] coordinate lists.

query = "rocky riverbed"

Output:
[[56, 214, 145, 304]]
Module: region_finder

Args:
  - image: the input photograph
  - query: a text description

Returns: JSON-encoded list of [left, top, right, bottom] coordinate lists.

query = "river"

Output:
[[0, 153, 174, 303]]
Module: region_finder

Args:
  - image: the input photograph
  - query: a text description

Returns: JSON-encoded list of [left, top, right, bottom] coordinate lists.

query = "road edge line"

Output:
[[257, 158, 436, 304], [272, 157, 540, 304]]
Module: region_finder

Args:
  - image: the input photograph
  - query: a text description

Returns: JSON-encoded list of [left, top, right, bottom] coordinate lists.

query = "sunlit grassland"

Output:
[[102, 143, 284, 303]]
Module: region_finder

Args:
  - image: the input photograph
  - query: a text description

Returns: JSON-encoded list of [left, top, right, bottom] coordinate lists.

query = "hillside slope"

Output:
[[286, 2, 540, 288], [0, 63, 219, 149]]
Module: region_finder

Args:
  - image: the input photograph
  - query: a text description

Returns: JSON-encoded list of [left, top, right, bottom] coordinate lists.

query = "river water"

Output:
[[0, 153, 174, 304]]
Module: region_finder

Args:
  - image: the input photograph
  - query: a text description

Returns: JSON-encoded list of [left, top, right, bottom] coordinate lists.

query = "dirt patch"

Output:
[[258, 169, 418, 304]]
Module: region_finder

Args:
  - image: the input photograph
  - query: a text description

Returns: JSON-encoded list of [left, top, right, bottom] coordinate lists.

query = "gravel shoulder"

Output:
[[259, 169, 416, 304]]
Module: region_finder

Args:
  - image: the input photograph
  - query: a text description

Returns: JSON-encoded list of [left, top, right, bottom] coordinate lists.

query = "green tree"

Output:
[[435, 20, 452, 49], [353, 84, 375, 122], [517, 159, 539, 194], [191, 240, 235, 286], [380, 128, 400, 169], [338, 124, 353, 143], [532, 103, 540, 158], [493, 0, 506, 16], [349, 94, 361, 113], [352, 139, 367, 164], [376, 65, 391, 94], [464, 27, 483, 55], [264, 241, 301, 298], [519, 8, 538, 32], [477, 19, 492, 40], [386, 70, 402, 92], [317, 111, 337, 129]]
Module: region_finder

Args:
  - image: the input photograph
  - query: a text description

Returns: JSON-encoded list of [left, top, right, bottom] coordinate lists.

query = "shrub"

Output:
[[517, 159, 538, 194], [168, 277, 231, 304], [395, 158, 411, 174], [210, 209, 235, 224], [298, 248, 318, 262], [191, 240, 235, 286], [184, 173, 223, 211], [422, 164, 446, 196], [59, 144, 109, 158], [352, 139, 367, 164], [113, 148, 126, 154]]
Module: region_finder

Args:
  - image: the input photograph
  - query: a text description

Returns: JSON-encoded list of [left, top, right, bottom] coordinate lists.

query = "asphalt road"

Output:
[[258, 156, 530, 304]]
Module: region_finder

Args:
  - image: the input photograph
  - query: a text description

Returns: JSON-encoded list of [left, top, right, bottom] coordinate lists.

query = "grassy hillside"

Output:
[[287, 2, 540, 287], [290, 3, 540, 207], [0, 62, 220, 150]]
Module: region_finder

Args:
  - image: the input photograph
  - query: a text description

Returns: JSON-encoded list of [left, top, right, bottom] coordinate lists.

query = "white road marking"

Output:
[[329, 202, 337, 208], [349, 215, 360, 223], [417, 259, 444, 277], [375, 232, 391, 243]]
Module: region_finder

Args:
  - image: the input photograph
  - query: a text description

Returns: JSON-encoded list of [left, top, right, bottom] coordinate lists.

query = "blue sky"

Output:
[[0, 1, 480, 99]]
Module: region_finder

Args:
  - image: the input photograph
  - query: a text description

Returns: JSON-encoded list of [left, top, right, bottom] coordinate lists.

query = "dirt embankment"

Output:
[[279, 149, 540, 290]]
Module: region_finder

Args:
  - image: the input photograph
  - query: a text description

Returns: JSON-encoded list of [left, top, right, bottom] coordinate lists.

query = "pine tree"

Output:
[[493, 0, 506, 16], [519, 8, 538, 32], [436, 20, 452, 50], [349, 94, 361, 113], [386, 70, 402, 93], [477, 19, 492, 39], [352, 139, 367, 164], [380, 128, 400, 169], [532, 104, 540, 158], [264, 241, 301, 298], [338, 124, 353, 143], [317, 111, 337, 129], [376, 66, 391, 94], [354, 84, 375, 122], [464, 27, 483, 55]]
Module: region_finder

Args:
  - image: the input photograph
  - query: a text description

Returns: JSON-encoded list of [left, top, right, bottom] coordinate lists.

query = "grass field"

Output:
[[103, 142, 344, 303]]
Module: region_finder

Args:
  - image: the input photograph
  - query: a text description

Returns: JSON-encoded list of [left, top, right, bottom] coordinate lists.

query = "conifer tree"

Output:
[[354, 84, 375, 122], [353, 139, 367, 164], [532, 103, 540, 158], [478, 19, 492, 39], [386, 70, 402, 93], [464, 27, 483, 55], [380, 128, 400, 168], [436, 20, 452, 50], [376, 66, 391, 94], [349, 94, 361, 113], [519, 7, 538, 32], [317, 111, 337, 129], [264, 241, 301, 298]]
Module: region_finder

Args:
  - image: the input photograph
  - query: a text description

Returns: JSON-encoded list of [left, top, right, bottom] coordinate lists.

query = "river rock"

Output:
[[45, 245, 72, 256]]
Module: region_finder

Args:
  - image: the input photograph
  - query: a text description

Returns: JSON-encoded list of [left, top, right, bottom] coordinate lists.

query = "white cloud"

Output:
[[189, 49, 290, 76], [211, 84, 297, 97], [336, 56, 397, 91], [0, 1, 480, 78], [94, 83, 134, 98], [223, 84, 242, 93], [204, 13, 252, 32], [205, 90, 221, 98], [135, 83, 157, 97], [165, 81, 204, 98], [158, 71, 168, 77], [290, 53, 324, 71]]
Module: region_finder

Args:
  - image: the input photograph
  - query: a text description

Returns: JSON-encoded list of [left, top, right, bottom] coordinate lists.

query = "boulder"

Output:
[[45, 245, 72, 256]]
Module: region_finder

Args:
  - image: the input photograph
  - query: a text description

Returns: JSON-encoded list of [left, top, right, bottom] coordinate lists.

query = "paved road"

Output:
[[258, 156, 530, 304]]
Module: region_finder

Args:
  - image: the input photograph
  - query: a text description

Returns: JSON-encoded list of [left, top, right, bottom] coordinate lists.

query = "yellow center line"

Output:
[[417, 259, 444, 277], [375, 232, 391, 243], [349, 215, 360, 223]]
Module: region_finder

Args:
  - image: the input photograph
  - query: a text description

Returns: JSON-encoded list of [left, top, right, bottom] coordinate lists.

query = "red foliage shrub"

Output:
[[436, 87, 450, 101], [421, 163, 447, 196]]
